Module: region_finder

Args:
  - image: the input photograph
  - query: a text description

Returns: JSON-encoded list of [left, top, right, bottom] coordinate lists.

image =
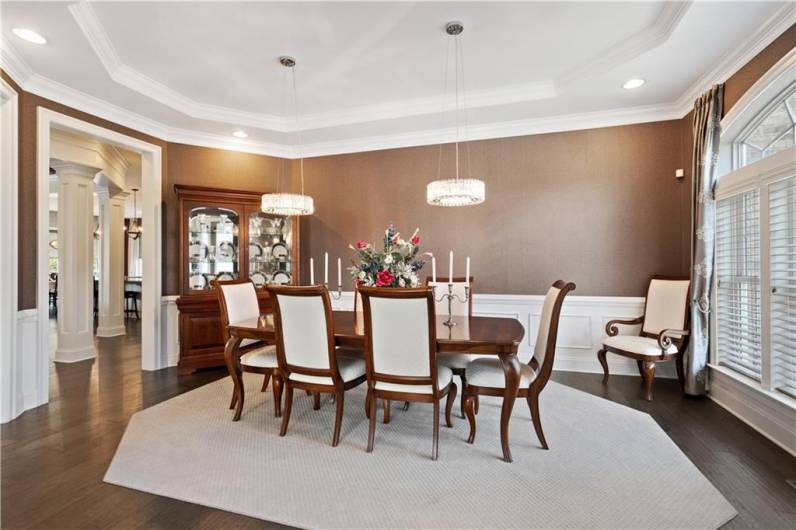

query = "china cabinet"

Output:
[[175, 185, 300, 374]]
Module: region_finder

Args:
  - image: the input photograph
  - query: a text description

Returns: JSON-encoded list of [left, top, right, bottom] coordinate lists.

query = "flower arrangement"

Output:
[[349, 225, 429, 288]]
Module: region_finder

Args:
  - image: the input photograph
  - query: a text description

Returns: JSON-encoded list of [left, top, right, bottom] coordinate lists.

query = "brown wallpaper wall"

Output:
[[6, 22, 794, 307], [298, 121, 688, 297]]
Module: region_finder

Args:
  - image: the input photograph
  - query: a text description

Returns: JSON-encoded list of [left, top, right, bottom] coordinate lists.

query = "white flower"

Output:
[[409, 273, 418, 287], [398, 278, 406, 287], [384, 254, 394, 265], [358, 271, 366, 280]]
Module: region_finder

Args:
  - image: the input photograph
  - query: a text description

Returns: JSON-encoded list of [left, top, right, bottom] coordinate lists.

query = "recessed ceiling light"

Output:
[[12, 28, 47, 45], [232, 130, 248, 138], [623, 78, 645, 90]]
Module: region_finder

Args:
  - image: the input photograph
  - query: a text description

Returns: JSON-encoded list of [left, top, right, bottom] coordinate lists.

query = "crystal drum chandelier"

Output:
[[427, 21, 485, 207], [261, 56, 315, 216]]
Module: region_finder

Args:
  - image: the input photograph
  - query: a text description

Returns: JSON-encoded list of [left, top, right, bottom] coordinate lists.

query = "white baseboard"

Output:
[[54, 345, 97, 363], [329, 291, 676, 379], [161, 296, 180, 368], [709, 367, 796, 457]]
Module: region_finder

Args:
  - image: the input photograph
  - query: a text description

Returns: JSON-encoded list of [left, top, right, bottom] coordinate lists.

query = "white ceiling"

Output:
[[2, 1, 793, 158]]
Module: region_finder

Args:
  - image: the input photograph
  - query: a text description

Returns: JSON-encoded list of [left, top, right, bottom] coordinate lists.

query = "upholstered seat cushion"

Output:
[[602, 335, 677, 356], [375, 365, 453, 394], [437, 353, 487, 370], [466, 358, 536, 388], [289, 355, 366, 385], [240, 345, 278, 368]]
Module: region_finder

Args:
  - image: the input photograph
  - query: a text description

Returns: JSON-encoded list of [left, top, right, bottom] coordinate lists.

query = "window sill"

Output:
[[709, 363, 795, 410]]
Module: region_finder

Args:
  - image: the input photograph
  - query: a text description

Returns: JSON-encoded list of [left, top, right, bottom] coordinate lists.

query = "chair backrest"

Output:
[[426, 276, 473, 317], [641, 277, 690, 336], [267, 285, 339, 382], [360, 286, 438, 392], [531, 280, 576, 387], [214, 279, 260, 342]]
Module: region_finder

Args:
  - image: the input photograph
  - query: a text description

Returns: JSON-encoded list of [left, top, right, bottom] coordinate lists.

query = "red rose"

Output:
[[356, 240, 368, 249], [375, 269, 395, 287], [410, 235, 420, 245]]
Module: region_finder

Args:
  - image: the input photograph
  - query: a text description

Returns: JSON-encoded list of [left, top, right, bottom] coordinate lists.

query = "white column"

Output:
[[96, 189, 127, 337], [53, 162, 98, 363]]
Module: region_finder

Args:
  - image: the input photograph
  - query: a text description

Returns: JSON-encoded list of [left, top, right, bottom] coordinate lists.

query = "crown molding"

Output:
[[3, 3, 793, 160], [672, 2, 796, 117], [0, 36, 33, 85], [557, 1, 692, 86]]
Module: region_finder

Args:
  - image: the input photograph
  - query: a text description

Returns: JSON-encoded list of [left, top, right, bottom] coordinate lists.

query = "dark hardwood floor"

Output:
[[2, 319, 794, 529]]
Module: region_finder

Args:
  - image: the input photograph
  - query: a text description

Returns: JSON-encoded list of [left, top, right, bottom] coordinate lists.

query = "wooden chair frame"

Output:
[[267, 285, 367, 447], [426, 276, 476, 418], [597, 275, 691, 401], [462, 280, 576, 452], [214, 278, 282, 420], [359, 286, 457, 460]]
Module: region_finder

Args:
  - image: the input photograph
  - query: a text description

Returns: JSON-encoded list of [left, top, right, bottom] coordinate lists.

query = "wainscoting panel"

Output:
[[3, 309, 46, 423], [161, 296, 180, 368], [328, 292, 676, 379]]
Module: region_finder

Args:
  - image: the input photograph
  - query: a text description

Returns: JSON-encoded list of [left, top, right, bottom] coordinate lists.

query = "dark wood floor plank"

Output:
[[2, 320, 794, 529]]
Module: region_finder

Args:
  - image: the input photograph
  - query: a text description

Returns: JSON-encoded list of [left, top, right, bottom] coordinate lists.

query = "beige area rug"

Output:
[[105, 373, 736, 529]]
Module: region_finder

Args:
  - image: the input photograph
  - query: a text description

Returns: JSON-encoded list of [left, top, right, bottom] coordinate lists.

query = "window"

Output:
[[737, 86, 796, 168], [769, 176, 796, 398], [715, 190, 762, 380]]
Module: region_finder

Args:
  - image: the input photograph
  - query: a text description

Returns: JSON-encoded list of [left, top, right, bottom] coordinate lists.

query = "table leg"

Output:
[[224, 336, 244, 421], [499, 353, 521, 463]]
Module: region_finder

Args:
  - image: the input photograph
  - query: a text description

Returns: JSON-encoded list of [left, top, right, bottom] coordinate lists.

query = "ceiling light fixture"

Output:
[[127, 188, 142, 240], [623, 78, 646, 90], [261, 56, 314, 216], [232, 130, 248, 138], [12, 28, 47, 45], [427, 21, 485, 207]]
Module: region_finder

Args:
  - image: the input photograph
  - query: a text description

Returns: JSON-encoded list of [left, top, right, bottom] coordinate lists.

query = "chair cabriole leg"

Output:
[[279, 384, 294, 436], [641, 361, 656, 401], [332, 390, 344, 447], [445, 382, 457, 428], [597, 348, 609, 383], [464, 394, 476, 444], [527, 390, 548, 450]]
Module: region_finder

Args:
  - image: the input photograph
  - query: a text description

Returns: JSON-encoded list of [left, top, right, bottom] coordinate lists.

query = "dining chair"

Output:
[[426, 275, 482, 417], [597, 276, 691, 401], [267, 285, 367, 446], [359, 286, 457, 460], [215, 279, 282, 420], [462, 280, 575, 454]]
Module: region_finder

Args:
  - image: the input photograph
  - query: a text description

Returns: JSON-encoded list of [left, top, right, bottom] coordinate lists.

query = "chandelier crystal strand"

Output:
[[427, 21, 485, 207], [261, 56, 315, 216]]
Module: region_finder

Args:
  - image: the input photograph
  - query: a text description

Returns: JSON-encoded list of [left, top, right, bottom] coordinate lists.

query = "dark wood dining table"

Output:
[[226, 311, 526, 462]]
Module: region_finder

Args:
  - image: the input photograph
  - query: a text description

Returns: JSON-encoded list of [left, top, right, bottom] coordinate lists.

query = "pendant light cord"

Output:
[[291, 65, 305, 198], [436, 36, 451, 182], [454, 31, 460, 182]]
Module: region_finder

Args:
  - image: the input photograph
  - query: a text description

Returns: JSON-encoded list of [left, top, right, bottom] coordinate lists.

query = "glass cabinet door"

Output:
[[248, 212, 293, 287], [187, 207, 240, 291]]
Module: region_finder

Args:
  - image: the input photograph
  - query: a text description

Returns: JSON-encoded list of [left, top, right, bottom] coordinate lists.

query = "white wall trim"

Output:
[[328, 291, 676, 379], [37, 108, 165, 389], [1, 77, 21, 423], [1, 4, 791, 160], [161, 295, 180, 368], [709, 366, 796, 457]]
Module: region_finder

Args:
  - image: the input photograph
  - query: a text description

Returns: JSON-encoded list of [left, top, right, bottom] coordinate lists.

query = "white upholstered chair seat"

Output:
[[437, 353, 486, 370], [466, 358, 537, 388], [240, 344, 278, 368], [375, 365, 453, 394], [289, 356, 366, 385], [603, 335, 677, 356]]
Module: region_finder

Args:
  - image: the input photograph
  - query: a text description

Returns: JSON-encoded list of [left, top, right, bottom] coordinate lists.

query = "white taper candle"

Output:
[[324, 252, 329, 284], [432, 257, 437, 283], [310, 258, 314, 285], [466, 256, 470, 282], [337, 257, 342, 286], [449, 251, 453, 281]]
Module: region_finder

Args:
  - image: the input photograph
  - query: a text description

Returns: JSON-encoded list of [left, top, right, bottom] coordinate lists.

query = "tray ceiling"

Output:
[[1, 1, 792, 157]]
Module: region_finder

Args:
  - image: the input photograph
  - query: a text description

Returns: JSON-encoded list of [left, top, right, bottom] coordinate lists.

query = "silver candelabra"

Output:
[[324, 283, 343, 300], [432, 283, 470, 327]]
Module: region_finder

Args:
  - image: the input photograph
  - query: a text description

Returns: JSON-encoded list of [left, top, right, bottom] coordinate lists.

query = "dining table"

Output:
[[225, 311, 526, 462]]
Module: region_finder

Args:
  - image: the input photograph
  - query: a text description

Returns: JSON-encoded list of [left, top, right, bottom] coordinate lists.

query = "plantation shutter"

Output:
[[715, 189, 762, 380], [769, 176, 796, 398]]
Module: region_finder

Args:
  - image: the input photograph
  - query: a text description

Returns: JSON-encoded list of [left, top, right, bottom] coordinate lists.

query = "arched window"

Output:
[[736, 85, 796, 168]]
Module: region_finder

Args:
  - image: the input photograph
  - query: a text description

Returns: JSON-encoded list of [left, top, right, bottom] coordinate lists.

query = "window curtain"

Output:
[[686, 84, 724, 396]]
